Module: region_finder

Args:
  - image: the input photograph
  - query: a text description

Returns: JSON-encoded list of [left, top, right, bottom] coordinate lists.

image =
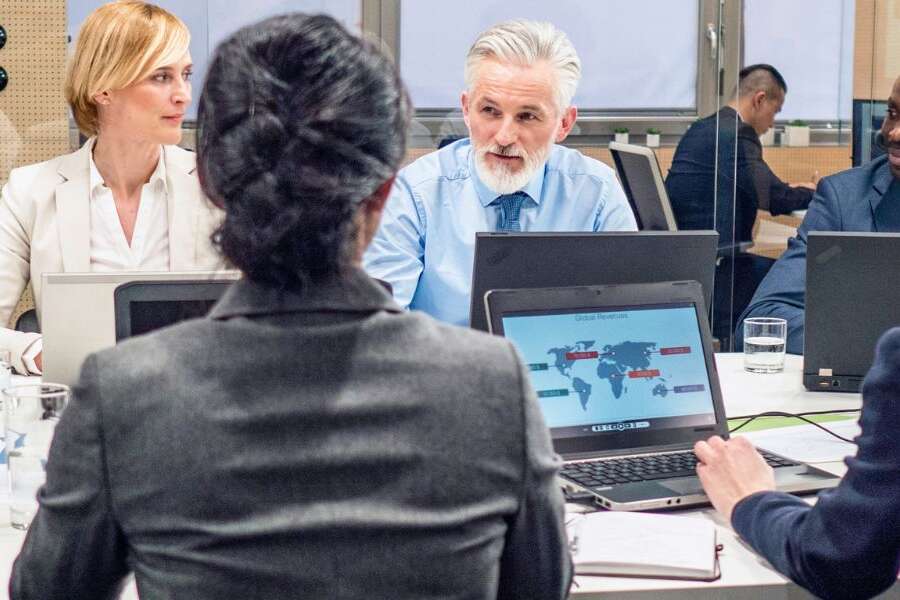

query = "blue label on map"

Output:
[[538, 389, 570, 398], [674, 384, 705, 393], [528, 363, 549, 371]]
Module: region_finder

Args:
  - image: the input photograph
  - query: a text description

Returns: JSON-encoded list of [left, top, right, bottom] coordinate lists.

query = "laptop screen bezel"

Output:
[[114, 280, 234, 341], [485, 281, 729, 458]]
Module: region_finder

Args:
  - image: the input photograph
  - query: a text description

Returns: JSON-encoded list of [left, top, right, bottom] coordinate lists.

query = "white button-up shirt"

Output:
[[23, 147, 172, 373], [88, 149, 170, 272]]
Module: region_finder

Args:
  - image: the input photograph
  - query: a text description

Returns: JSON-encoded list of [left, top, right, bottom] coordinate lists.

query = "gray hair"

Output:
[[464, 20, 581, 112]]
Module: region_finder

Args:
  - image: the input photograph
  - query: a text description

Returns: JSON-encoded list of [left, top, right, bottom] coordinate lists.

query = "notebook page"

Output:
[[569, 511, 717, 579]]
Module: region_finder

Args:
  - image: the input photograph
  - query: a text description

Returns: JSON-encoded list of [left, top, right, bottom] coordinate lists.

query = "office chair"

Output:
[[609, 142, 678, 231], [14, 308, 39, 333]]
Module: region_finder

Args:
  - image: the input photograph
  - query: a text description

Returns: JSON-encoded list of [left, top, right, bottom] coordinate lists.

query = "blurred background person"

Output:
[[666, 64, 816, 348]]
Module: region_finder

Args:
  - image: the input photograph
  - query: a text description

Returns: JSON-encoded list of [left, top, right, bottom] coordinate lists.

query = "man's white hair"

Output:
[[464, 20, 582, 112]]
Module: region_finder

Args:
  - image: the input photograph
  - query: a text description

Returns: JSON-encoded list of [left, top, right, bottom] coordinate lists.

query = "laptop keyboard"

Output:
[[560, 450, 798, 488]]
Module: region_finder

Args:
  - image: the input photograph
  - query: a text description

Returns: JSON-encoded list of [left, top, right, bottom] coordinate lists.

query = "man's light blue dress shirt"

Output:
[[363, 138, 638, 326]]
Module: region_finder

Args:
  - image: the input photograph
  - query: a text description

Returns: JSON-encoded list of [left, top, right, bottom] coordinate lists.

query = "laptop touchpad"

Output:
[[661, 477, 704, 496]]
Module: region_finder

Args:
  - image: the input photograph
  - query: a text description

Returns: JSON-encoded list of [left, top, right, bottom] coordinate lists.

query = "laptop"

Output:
[[41, 271, 240, 386], [804, 232, 900, 392], [468, 231, 717, 332], [114, 279, 234, 342], [485, 280, 840, 511]]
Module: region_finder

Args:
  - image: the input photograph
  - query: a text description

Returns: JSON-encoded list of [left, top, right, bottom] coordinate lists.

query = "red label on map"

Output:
[[628, 369, 661, 378], [660, 346, 691, 355], [565, 351, 599, 361]]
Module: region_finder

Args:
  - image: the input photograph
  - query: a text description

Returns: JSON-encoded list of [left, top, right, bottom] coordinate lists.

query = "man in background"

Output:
[[666, 64, 816, 346], [364, 19, 636, 327]]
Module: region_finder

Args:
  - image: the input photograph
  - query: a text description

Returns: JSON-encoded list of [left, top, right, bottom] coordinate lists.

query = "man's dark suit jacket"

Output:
[[738, 155, 900, 353], [731, 326, 900, 600], [10, 269, 571, 600], [665, 106, 812, 247]]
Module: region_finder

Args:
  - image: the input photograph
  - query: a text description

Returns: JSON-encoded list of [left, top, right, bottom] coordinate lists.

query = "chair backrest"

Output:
[[608, 141, 678, 231], [8, 284, 37, 331], [14, 308, 39, 333]]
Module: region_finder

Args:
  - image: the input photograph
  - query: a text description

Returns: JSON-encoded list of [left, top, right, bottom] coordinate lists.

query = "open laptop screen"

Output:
[[114, 280, 234, 342], [486, 281, 730, 456], [502, 303, 717, 442]]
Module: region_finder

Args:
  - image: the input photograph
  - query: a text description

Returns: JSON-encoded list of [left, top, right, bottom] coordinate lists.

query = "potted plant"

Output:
[[613, 127, 629, 144], [783, 119, 810, 147], [759, 127, 775, 146], [645, 127, 661, 148]]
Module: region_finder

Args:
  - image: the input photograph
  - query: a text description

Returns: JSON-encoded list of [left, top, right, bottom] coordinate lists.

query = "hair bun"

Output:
[[197, 13, 410, 288]]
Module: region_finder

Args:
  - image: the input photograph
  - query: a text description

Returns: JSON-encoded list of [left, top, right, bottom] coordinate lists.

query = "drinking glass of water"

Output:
[[743, 317, 787, 373], [3, 383, 68, 529]]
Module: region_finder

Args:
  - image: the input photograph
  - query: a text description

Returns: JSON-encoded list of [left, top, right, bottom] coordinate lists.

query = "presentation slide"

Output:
[[502, 305, 714, 429]]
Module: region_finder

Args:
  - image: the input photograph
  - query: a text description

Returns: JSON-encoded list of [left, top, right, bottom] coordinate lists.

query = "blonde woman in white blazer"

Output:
[[0, 2, 223, 374]]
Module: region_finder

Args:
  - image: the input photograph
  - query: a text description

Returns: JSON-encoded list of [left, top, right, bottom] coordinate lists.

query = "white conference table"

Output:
[[570, 353, 896, 600], [0, 356, 896, 599]]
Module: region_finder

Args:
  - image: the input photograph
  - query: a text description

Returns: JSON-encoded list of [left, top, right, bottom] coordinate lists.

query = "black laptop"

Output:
[[804, 231, 900, 392], [468, 231, 718, 332], [114, 279, 234, 342], [485, 280, 840, 511]]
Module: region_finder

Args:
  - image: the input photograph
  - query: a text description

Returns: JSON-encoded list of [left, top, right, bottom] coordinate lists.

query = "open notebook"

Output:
[[568, 511, 720, 581]]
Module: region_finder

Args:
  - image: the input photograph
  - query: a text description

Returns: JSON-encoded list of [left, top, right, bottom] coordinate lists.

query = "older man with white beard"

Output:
[[364, 20, 637, 326]]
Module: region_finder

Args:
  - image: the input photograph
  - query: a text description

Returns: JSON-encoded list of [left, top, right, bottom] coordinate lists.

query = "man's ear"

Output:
[[555, 106, 578, 143], [461, 91, 471, 129], [751, 90, 767, 112]]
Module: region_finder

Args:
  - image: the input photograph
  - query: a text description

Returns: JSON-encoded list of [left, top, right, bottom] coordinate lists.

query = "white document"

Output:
[[568, 511, 718, 580], [742, 419, 859, 464]]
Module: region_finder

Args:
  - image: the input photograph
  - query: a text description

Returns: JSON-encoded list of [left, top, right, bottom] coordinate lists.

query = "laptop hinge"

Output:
[[562, 442, 695, 462]]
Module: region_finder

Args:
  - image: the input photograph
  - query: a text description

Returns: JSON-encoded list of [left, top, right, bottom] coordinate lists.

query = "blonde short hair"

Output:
[[464, 20, 581, 112], [65, 1, 190, 136]]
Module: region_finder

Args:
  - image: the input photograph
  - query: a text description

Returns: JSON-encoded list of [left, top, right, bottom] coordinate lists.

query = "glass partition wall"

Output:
[[3, 1, 879, 345], [715, 0, 862, 351]]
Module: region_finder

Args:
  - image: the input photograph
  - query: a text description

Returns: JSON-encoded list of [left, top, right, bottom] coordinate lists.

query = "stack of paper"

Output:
[[568, 511, 719, 580]]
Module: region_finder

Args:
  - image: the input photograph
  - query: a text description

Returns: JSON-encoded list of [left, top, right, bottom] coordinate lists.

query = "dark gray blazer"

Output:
[[11, 269, 571, 600], [737, 155, 900, 353]]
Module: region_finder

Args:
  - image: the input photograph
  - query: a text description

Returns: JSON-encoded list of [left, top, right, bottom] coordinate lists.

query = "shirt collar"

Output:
[[88, 138, 168, 198], [467, 141, 548, 207]]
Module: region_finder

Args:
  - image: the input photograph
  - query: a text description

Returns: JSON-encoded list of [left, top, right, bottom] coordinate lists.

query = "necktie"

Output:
[[492, 192, 526, 232]]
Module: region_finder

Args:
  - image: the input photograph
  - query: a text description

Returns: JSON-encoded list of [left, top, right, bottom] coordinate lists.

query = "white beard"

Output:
[[474, 139, 553, 195]]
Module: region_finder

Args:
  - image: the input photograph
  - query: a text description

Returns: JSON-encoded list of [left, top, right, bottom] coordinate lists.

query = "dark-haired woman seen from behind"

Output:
[[11, 13, 571, 600]]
